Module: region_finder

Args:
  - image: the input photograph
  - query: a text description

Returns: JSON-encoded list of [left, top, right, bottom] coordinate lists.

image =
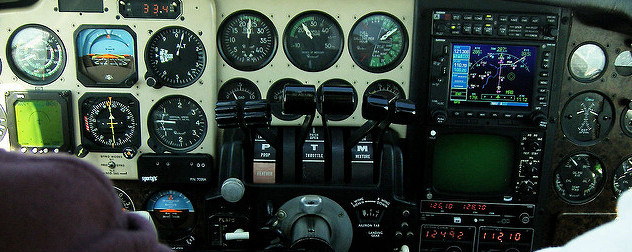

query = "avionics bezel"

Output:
[[73, 25, 138, 88], [5, 90, 73, 154], [422, 127, 541, 203], [428, 38, 555, 126]]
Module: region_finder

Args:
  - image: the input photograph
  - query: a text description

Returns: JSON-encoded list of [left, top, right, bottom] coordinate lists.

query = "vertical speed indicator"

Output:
[[145, 26, 206, 88], [218, 10, 277, 71], [349, 13, 408, 73]]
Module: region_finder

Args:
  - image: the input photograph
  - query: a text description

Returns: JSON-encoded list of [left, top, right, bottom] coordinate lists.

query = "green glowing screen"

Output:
[[14, 100, 64, 147], [432, 134, 514, 194]]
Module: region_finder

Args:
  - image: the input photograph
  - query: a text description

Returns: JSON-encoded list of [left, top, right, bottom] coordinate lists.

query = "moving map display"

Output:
[[449, 44, 537, 109]]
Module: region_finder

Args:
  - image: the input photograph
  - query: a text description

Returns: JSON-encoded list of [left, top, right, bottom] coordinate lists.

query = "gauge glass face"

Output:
[[268, 79, 302, 120], [7, 25, 65, 85], [569, 43, 606, 82], [621, 107, 632, 137], [284, 11, 344, 72], [149, 96, 207, 152], [614, 51, 632, 76], [114, 187, 135, 211], [80, 94, 140, 152], [554, 153, 605, 204], [146, 27, 206, 88], [218, 78, 261, 102], [614, 157, 632, 197], [364, 79, 406, 102], [75, 27, 137, 87], [218, 10, 277, 71], [349, 13, 408, 73], [147, 190, 195, 233], [561, 92, 614, 145], [0, 104, 7, 142]]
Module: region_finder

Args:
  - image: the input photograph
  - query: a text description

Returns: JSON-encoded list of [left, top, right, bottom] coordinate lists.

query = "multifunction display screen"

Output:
[[449, 44, 537, 109]]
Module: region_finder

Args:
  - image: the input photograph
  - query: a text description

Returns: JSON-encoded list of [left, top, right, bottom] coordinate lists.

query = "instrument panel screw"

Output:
[[277, 210, 287, 220]]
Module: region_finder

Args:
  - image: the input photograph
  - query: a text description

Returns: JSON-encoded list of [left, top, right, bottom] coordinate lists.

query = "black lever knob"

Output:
[[283, 84, 317, 115], [243, 100, 271, 127], [362, 94, 389, 121], [215, 101, 240, 128], [317, 80, 357, 118], [431, 108, 448, 124], [392, 99, 417, 125]]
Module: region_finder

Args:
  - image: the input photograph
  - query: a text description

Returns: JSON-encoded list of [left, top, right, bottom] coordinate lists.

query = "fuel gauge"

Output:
[[218, 78, 261, 102], [363, 79, 406, 102], [75, 26, 137, 87]]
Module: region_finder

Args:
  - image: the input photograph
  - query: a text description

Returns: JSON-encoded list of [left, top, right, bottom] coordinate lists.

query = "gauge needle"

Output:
[[247, 19, 252, 39], [176, 32, 185, 56], [233, 92, 239, 100], [106, 97, 118, 148], [380, 28, 398, 41], [302, 23, 313, 39], [570, 157, 578, 166]]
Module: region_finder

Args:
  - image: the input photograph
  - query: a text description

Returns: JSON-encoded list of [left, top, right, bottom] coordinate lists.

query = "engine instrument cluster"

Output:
[[0, 0, 631, 251]]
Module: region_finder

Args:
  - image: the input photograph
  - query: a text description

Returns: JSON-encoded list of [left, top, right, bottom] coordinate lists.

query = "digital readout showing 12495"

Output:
[[119, 0, 181, 19], [449, 44, 537, 109]]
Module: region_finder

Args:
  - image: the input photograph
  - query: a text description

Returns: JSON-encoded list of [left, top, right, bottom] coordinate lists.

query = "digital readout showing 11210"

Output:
[[450, 44, 537, 109]]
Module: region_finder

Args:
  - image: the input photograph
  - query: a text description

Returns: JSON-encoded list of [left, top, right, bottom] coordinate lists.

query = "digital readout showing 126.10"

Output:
[[422, 201, 492, 214], [449, 44, 537, 109]]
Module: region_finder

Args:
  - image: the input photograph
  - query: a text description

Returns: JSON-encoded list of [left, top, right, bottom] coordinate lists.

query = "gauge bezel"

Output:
[[568, 42, 608, 83], [554, 152, 606, 205], [78, 93, 141, 152], [613, 155, 632, 197], [5, 90, 73, 153], [363, 79, 407, 101], [217, 77, 261, 102], [348, 12, 409, 73], [217, 10, 278, 71], [144, 26, 207, 88], [146, 190, 197, 242], [560, 90, 615, 146], [74, 25, 139, 88], [283, 10, 344, 72], [147, 95, 207, 153], [114, 186, 136, 211], [6, 24, 66, 85]]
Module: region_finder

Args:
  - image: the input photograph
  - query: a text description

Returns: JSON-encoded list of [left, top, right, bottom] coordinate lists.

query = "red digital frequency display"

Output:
[[479, 227, 533, 244], [421, 225, 475, 242], [422, 200, 496, 215], [119, 0, 181, 19]]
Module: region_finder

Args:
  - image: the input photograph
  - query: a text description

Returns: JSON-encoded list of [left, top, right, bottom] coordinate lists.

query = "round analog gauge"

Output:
[[349, 13, 408, 73], [268, 79, 303, 121], [147, 190, 195, 241], [79, 94, 141, 152], [145, 26, 206, 88], [614, 156, 632, 197], [561, 91, 614, 146], [554, 153, 605, 204], [614, 51, 632, 76], [0, 104, 7, 142], [6, 24, 66, 85], [218, 10, 277, 71], [621, 104, 632, 137], [148, 95, 207, 153], [75, 26, 137, 87], [364, 79, 406, 102], [284, 11, 344, 72], [317, 79, 357, 121], [114, 187, 135, 212], [218, 78, 261, 102], [569, 43, 607, 82]]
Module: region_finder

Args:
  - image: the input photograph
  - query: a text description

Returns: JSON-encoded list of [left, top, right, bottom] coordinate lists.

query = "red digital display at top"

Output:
[[119, 0, 181, 19], [142, 4, 170, 15]]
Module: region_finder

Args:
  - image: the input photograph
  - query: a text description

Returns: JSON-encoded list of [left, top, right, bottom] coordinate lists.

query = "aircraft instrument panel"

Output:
[[0, 0, 631, 251]]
